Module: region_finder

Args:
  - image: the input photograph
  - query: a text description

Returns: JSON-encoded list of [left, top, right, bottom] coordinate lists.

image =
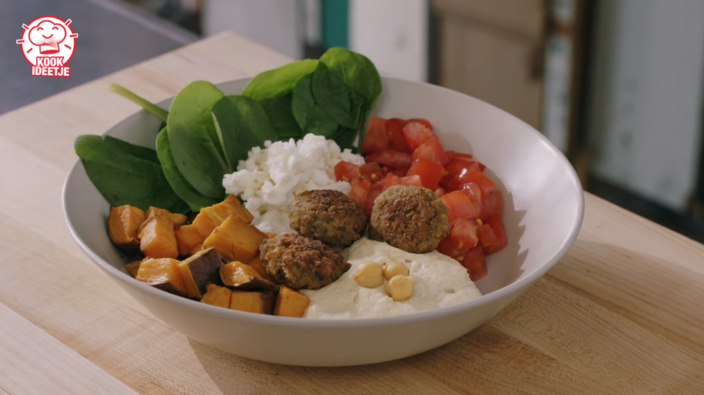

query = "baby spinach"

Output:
[[212, 95, 278, 170], [75, 134, 188, 213], [155, 128, 219, 211], [291, 73, 339, 137], [241, 59, 318, 140], [103, 135, 160, 164], [311, 62, 365, 130], [167, 81, 228, 200], [108, 83, 169, 123]]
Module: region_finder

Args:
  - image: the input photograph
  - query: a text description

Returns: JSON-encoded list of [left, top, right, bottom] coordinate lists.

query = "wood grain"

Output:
[[0, 32, 702, 394]]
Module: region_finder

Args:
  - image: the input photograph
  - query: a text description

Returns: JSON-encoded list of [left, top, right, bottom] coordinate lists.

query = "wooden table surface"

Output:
[[1, 33, 703, 395]]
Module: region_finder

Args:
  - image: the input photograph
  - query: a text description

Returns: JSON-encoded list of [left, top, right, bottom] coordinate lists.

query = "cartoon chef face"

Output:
[[28, 20, 67, 54]]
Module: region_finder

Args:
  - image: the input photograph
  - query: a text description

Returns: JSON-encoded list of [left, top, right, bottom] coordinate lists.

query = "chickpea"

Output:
[[353, 261, 384, 288], [382, 260, 409, 280], [385, 275, 414, 301]]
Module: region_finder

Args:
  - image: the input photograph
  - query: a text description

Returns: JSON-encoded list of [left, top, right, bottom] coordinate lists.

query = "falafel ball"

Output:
[[369, 185, 450, 253], [260, 233, 351, 290], [289, 189, 367, 248]]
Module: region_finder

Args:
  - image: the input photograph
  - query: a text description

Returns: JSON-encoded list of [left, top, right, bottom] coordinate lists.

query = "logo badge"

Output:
[[16, 16, 78, 77]]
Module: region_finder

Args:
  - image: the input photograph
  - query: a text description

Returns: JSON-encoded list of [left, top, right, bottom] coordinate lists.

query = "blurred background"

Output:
[[2, 0, 704, 242]]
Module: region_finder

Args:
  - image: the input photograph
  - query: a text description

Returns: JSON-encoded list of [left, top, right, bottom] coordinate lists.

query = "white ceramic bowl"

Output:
[[63, 77, 584, 366]]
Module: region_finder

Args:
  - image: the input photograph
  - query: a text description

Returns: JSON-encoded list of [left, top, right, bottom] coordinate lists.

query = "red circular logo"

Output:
[[17, 16, 77, 76]]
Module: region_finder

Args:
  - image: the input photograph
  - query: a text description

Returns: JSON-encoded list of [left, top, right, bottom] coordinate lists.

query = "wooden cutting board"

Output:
[[0, 32, 702, 394]]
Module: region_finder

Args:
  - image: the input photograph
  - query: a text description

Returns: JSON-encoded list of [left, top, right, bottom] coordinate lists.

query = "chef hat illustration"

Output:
[[28, 20, 66, 54]]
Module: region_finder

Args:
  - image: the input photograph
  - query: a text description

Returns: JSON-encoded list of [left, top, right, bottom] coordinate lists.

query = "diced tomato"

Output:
[[482, 216, 507, 255], [365, 149, 412, 170], [434, 187, 446, 197], [409, 118, 433, 130], [477, 223, 500, 248], [402, 121, 434, 152], [437, 218, 479, 261], [359, 162, 385, 185], [440, 158, 482, 189], [383, 172, 402, 190], [364, 183, 384, 217], [334, 161, 360, 182], [461, 247, 487, 281], [446, 151, 473, 160], [459, 170, 496, 194], [389, 168, 408, 177], [441, 191, 482, 223], [349, 178, 371, 208], [412, 135, 448, 166], [385, 118, 411, 153], [460, 182, 484, 219], [482, 190, 503, 219], [361, 116, 389, 154], [406, 158, 444, 190], [400, 175, 423, 187]]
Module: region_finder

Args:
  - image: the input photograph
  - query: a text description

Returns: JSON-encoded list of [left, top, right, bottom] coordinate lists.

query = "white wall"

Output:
[[202, 0, 302, 59], [349, 0, 428, 82], [587, 0, 704, 208]]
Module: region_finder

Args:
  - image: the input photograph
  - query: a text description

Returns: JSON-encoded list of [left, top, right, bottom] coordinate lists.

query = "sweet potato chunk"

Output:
[[125, 261, 141, 278], [274, 286, 310, 317], [247, 256, 276, 283], [108, 205, 145, 254], [145, 206, 187, 227], [220, 261, 278, 291], [175, 224, 205, 256], [201, 284, 232, 308], [193, 195, 254, 238], [139, 217, 178, 259], [230, 291, 274, 314], [203, 216, 266, 263], [177, 247, 223, 299], [136, 258, 187, 296]]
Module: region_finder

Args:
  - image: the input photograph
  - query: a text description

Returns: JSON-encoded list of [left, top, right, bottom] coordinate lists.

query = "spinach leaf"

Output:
[[155, 128, 219, 211], [167, 81, 228, 200], [212, 95, 278, 171], [331, 126, 358, 151], [75, 134, 188, 213], [291, 73, 339, 137], [242, 59, 318, 139], [103, 135, 160, 164], [318, 48, 382, 106], [108, 83, 169, 123], [311, 62, 365, 129]]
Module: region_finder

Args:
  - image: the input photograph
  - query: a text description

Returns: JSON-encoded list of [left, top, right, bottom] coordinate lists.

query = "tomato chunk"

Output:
[[482, 216, 507, 255], [441, 190, 482, 223], [477, 222, 500, 248], [406, 158, 444, 190], [383, 172, 402, 190], [334, 161, 360, 182], [462, 247, 487, 281], [434, 187, 447, 197], [412, 135, 448, 166], [385, 118, 411, 153], [409, 118, 433, 130], [437, 218, 479, 261], [402, 121, 434, 152], [364, 183, 384, 216], [446, 151, 473, 160], [349, 178, 371, 208], [359, 162, 385, 185], [361, 116, 389, 154], [400, 175, 423, 187], [482, 190, 503, 219], [365, 149, 412, 170], [459, 170, 496, 194]]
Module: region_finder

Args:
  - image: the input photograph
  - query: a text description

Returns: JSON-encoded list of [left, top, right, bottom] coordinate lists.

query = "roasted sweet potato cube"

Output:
[[108, 205, 145, 254], [136, 258, 187, 296], [274, 286, 310, 318], [189, 243, 204, 256], [201, 284, 232, 308], [177, 247, 223, 299], [145, 206, 187, 226], [220, 261, 278, 292], [247, 256, 276, 283], [175, 224, 205, 256], [193, 195, 254, 238], [139, 217, 178, 259], [230, 291, 275, 314], [203, 216, 266, 263], [125, 261, 141, 278]]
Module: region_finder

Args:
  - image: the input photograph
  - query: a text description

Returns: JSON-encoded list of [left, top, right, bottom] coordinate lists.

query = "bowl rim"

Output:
[[62, 76, 585, 328]]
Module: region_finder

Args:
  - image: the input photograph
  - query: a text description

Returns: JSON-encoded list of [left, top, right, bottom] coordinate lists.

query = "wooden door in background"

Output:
[[433, 0, 546, 130]]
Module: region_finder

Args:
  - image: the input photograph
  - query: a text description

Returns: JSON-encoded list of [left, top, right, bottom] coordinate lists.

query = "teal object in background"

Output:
[[321, 0, 349, 49]]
